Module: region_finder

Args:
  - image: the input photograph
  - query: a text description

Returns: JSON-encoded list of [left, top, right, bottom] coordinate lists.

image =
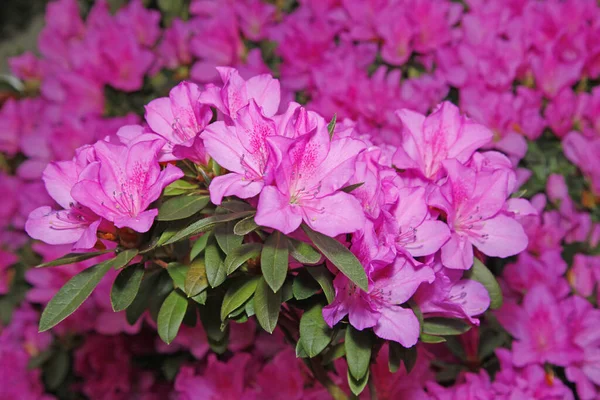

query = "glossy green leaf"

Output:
[[126, 269, 162, 325], [327, 113, 337, 139], [302, 224, 368, 291], [111, 263, 144, 312], [167, 262, 189, 290], [220, 276, 260, 321], [261, 231, 289, 292], [158, 195, 210, 221], [388, 342, 417, 374], [321, 343, 346, 365], [149, 272, 175, 322], [163, 179, 199, 196], [191, 290, 207, 305], [224, 243, 262, 275], [293, 270, 321, 300], [184, 259, 209, 297], [299, 303, 333, 357], [200, 294, 229, 353], [295, 341, 309, 358], [44, 349, 70, 390], [341, 182, 364, 193], [215, 221, 243, 254], [345, 326, 372, 380], [157, 290, 188, 344], [422, 318, 471, 336], [233, 215, 260, 235], [288, 238, 321, 264], [420, 333, 446, 343], [112, 249, 139, 270], [347, 368, 369, 396], [190, 233, 211, 261], [39, 258, 113, 332], [307, 266, 335, 304], [253, 277, 281, 333], [164, 210, 255, 245], [36, 250, 112, 268], [205, 237, 227, 287], [465, 258, 503, 309]]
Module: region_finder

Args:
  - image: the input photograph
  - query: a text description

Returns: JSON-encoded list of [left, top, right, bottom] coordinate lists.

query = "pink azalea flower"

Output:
[[0, 98, 23, 156], [492, 348, 575, 400], [391, 186, 450, 258], [145, 81, 213, 163], [255, 121, 366, 236], [199, 67, 281, 119], [26, 148, 105, 250], [175, 353, 257, 400], [323, 256, 434, 347], [413, 261, 490, 325], [563, 132, 600, 195], [393, 102, 493, 181], [71, 139, 183, 233], [429, 159, 528, 270], [0, 249, 18, 295], [234, 0, 276, 41], [115, 0, 161, 48], [155, 19, 194, 70], [203, 100, 278, 204], [495, 285, 578, 367], [255, 349, 306, 400]]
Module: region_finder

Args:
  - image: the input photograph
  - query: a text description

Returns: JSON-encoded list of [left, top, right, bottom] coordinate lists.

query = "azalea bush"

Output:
[[1, 0, 600, 399]]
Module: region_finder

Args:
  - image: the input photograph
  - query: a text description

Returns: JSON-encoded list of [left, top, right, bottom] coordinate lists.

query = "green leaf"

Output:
[[44, 349, 70, 390], [190, 232, 211, 261], [341, 182, 364, 193], [220, 276, 260, 321], [293, 270, 321, 300], [200, 293, 229, 354], [164, 179, 199, 196], [126, 269, 161, 325], [167, 262, 189, 290], [288, 238, 321, 264], [327, 113, 337, 139], [388, 342, 417, 374], [164, 210, 255, 245], [245, 298, 255, 317], [253, 277, 282, 333], [149, 271, 175, 322], [217, 200, 254, 213], [39, 259, 113, 332], [233, 215, 260, 235], [261, 231, 289, 292], [224, 243, 262, 275], [205, 237, 227, 287], [465, 258, 503, 309], [345, 326, 372, 380], [302, 224, 368, 291], [158, 195, 210, 221], [36, 250, 112, 268], [157, 290, 188, 344], [321, 342, 346, 365], [299, 303, 333, 357], [191, 290, 207, 305], [184, 259, 209, 297], [111, 264, 144, 312], [307, 266, 335, 304], [112, 249, 139, 270], [215, 221, 243, 254], [295, 341, 309, 358], [422, 318, 471, 336], [347, 368, 369, 396], [420, 333, 446, 343]]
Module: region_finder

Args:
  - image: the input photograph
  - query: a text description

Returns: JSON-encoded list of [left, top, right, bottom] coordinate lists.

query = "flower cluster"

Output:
[[0, 0, 599, 398]]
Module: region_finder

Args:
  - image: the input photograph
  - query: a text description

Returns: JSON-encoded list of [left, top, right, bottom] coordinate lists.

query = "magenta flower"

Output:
[[71, 139, 183, 233], [203, 100, 278, 204], [563, 132, 600, 195], [393, 102, 493, 181], [391, 186, 450, 258], [495, 285, 578, 367], [26, 148, 104, 250], [199, 67, 281, 119], [413, 262, 490, 325], [255, 123, 366, 236], [429, 160, 528, 270], [323, 257, 434, 347], [145, 81, 213, 163]]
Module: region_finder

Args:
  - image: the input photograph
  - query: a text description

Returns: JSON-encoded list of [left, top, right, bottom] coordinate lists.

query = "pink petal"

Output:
[[441, 233, 474, 270], [471, 214, 528, 258], [113, 209, 158, 233], [208, 173, 264, 205], [409, 220, 451, 257], [246, 74, 281, 117], [302, 192, 366, 237], [374, 305, 420, 347], [255, 186, 302, 234]]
